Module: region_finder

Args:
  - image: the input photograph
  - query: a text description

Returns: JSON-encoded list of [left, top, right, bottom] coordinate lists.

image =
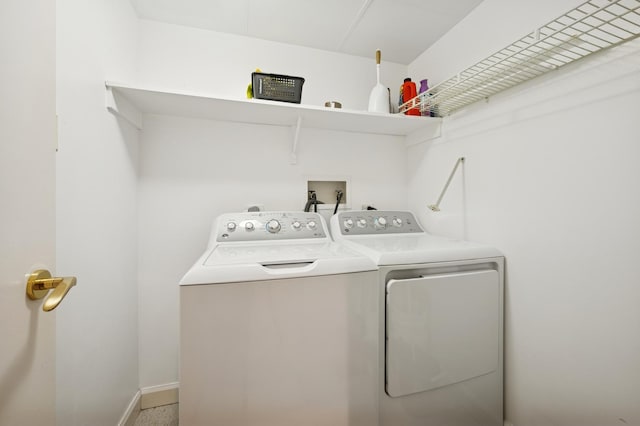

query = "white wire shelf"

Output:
[[400, 0, 640, 117]]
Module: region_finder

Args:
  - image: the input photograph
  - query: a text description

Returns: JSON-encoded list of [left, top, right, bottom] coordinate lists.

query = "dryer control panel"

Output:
[[213, 211, 328, 243], [332, 211, 423, 236]]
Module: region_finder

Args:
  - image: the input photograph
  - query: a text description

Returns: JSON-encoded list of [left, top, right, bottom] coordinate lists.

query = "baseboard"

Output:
[[140, 382, 180, 409], [117, 390, 141, 426]]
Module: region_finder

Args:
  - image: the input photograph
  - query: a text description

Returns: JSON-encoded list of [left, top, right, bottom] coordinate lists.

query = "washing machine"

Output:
[[330, 210, 504, 426], [179, 211, 379, 426]]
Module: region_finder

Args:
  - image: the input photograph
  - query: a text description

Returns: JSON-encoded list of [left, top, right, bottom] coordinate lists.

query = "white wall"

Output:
[[136, 19, 408, 111], [56, 0, 140, 424], [408, 1, 640, 424], [135, 20, 410, 388]]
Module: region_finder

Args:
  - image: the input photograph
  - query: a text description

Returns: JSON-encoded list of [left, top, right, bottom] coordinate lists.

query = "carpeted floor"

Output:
[[134, 403, 178, 426]]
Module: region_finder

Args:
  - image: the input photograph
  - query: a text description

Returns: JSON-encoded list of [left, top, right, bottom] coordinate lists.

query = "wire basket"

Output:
[[252, 72, 305, 103]]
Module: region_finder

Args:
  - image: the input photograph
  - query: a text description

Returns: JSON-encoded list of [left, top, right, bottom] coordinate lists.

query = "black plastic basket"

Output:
[[252, 72, 305, 104]]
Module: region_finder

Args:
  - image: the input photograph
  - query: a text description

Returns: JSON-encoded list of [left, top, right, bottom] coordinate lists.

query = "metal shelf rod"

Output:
[[428, 157, 465, 212]]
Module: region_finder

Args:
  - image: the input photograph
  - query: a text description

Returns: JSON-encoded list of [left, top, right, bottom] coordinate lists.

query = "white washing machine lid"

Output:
[[180, 241, 376, 285], [180, 211, 377, 285], [330, 211, 502, 265], [338, 233, 502, 265]]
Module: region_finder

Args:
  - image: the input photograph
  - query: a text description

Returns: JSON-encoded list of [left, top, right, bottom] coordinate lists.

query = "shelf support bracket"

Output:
[[428, 157, 465, 212], [290, 115, 303, 164], [105, 85, 143, 130]]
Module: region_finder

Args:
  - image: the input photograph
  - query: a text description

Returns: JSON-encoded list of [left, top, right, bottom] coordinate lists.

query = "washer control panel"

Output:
[[215, 211, 327, 242], [334, 211, 423, 235]]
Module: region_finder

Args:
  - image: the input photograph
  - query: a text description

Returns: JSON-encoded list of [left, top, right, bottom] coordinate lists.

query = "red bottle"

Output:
[[402, 78, 420, 116]]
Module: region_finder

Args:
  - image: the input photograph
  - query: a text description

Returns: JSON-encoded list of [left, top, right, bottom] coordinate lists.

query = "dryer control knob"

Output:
[[357, 218, 367, 228], [266, 219, 281, 233], [343, 219, 354, 229], [374, 217, 387, 229], [245, 222, 255, 231], [226, 222, 237, 232], [292, 221, 302, 230], [392, 217, 403, 227], [307, 220, 317, 230]]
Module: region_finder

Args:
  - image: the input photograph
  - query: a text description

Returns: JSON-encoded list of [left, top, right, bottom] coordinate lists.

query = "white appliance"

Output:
[[330, 210, 504, 426], [179, 211, 379, 426]]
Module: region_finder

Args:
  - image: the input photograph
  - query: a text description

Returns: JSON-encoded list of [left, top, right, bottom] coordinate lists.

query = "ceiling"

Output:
[[129, 0, 484, 65]]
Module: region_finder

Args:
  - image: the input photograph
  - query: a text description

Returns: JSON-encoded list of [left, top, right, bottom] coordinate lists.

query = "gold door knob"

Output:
[[26, 269, 77, 311]]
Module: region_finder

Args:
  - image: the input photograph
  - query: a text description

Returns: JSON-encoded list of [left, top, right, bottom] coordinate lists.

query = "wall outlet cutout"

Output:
[[306, 180, 347, 211]]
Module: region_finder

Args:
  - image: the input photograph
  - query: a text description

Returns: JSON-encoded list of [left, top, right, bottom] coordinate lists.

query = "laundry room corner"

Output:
[[41, 0, 640, 424]]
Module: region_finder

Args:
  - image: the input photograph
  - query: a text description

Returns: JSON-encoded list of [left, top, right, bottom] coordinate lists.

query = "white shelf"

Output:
[[401, 0, 640, 117], [106, 82, 441, 163], [106, 82, 440, 135]]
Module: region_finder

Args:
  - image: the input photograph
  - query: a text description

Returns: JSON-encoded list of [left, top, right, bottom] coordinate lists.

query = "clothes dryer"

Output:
[[179, 211, 378, 426], [331, 210, 504, 426]]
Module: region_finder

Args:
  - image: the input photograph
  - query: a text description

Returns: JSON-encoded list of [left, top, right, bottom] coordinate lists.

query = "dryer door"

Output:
[[386, 270, 500, 397]]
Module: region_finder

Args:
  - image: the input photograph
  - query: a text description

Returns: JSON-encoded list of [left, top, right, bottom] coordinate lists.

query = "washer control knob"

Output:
[[307, 220, 317, 230], [392, 217, 403, 227], [245, 222, 255, 231], [266, 219, 281, 234], [226, 222, 237, 232], [357, 218, 367, 228], [374, 217, 387, 229], [292, 221, 302, 231], [343, 219, 354, 229]]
